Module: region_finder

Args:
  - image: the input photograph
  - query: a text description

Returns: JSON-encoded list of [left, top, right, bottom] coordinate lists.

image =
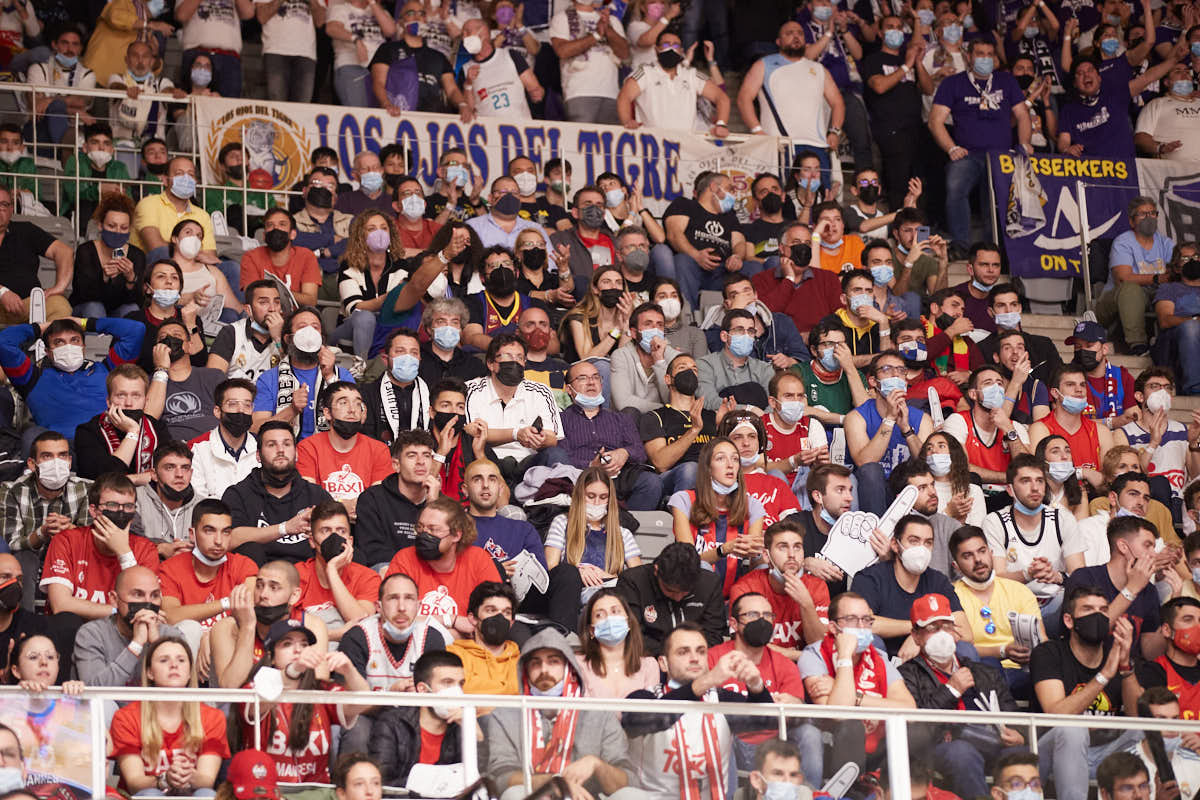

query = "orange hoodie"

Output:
[[446, 638, 521, 695]]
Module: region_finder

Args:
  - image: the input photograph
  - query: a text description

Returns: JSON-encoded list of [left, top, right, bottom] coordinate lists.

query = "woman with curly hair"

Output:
[[920, 431, 986, 525], [126, 258, 207, 372], [71, 192, 145, 318], [336, 211, 407, 358]]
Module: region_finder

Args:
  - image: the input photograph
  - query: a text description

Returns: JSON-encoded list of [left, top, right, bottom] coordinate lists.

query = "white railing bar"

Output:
[[0, 81, 184, 104]]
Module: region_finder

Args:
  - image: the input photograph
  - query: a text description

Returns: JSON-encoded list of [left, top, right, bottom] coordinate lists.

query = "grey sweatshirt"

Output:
[[73, 615, 185, 686]]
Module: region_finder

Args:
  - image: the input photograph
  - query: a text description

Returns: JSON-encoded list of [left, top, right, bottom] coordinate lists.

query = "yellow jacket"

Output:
[[446, 638, 521, 696], [83, 0, 148, 87]]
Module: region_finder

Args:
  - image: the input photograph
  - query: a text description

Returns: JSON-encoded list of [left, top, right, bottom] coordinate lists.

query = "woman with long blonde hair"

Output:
[[669, 436, 766, 595], [336, 211, 407, 358], [559, 266, 633, 363], [110, 636, 228, 795], [545, 467, 643, 606]]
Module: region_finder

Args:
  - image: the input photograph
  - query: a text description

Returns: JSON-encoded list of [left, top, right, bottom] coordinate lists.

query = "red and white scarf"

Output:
[[98, 412, 158, 474], [525, 670, 582, 775], [818, 633, 889, 753], [668, 685, 727, 800]]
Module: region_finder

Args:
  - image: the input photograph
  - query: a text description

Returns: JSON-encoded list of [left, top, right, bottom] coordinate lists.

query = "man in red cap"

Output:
[[225, 750, 281, 800], [897, 593, 1024, 800]]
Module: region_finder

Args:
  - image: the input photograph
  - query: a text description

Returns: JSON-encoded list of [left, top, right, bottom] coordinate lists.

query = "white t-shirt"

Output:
[[631, 61, 705, 131], [982, 505, 1085, 600], [1135, 95, 1200, 162], [468, 47, 531, 118], [1121, 417, 1189, 500], [1075, 509, 1111, 567], [328, 1, 386, 70], [548, 7, 625, 100], [181, 0, 244, 52], [932, 479, 986, 527], [261, 0, 320, 59], [625, 18, 656, 69], [758, 54, 830, 148]]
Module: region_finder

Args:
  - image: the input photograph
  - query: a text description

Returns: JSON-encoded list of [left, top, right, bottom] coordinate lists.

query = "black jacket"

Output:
[[978, 330, 1063, 388], [369, 704, 462, 785], [621, 681, 774, 737], [74, 412, 171, 480], [353, 474, 425, 567], [897, 656, 1016, 746], [417, 341, 486, 388], [221, 467, 332, 564], [615, 564, 727, 656]]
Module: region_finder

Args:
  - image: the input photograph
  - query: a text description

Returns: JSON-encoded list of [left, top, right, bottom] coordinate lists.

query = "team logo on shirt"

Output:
[[644, 604, 657, 623], [419, 586, 458, 627], [325, 464, 365, 499], [165, 391, 202, 417]]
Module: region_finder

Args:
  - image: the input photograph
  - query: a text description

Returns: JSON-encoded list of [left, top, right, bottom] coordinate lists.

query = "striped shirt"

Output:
[[464, 376, 563, 462]]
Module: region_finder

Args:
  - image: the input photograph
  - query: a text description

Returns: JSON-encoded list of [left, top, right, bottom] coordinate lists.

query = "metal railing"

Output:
[[8, 684, 1200, 800]]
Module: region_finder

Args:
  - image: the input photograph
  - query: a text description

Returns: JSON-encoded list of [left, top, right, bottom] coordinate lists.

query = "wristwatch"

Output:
[[609, 328, 621, 341], [1004, 429, 1019, 442]]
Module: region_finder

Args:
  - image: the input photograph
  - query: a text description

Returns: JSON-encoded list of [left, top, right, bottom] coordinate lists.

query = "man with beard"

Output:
[[1029, 361, 1119, 477], [154, 319, 223, 441], [73, 565, 185, 686], [362, 328, 430, 445], [462, 246, 537, 353], [210, 559, 330, 688], [206, 280, 285, 382], [238, 209, 320, 307], [295, 500, 380, 641], [189, 379, 259, 499], [887, 460, 963, 577], [354, 429, 442, 570], [252, 307, 355, 441], [517, 306, 569, 393], [797, 464, 856, 596], [640, 353, 722, 496], [611, 303, 678, 415], [223, 420, 332, 565], [550, 186, 618, 301], [132, 441, 202, 553], [615, 228, 657, 303], [297, 382, 393, 522], [160, 499, 257, 632], [74, 363, 169, 482]]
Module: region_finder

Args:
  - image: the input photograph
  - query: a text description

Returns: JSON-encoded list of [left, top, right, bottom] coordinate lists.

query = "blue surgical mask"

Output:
[[819, 346, 839, 371], [130, 69, 152, 82], [55, 52, 78, 69], [190, 67, 212, 87], [927, 452, 952, 476], [639, 328, 664, 353], [1013, 498, 1044, 516], [1023, 25, 1039, 38], [848, 294, 873, 313], [1173, 79, 1195, 96], [152, 288, 180, 307], [360, 171, 384, 193], [1100, 37, 1120, 56], [711, 478, 738, 495], [729, 333, 754, 357], [147, 0, 166, 15], [530, 678, 565, 697], [942, 24, 962, 42], [432, 325, 460, 350], [884, 28, 906, 48], [1192, 42, 1200, 58], [994, 311, 1021, 328], [392, 354, 420, 383], [446, 164, 470, 187], [970, 278, 991, 292], [1060, 395, 1088, 415], [778, 400, 805, 424], [718, 192, 736, 213], [844, 627, 875, 653], [870, 265, 894, 285], [574, 391, 605, 408], [813, 4, 833, 20], [251, 320, 269, 336], [1114, 506, 1136, 518], [980, 382, 1006, 409], [799, 176, 821, 192], [605, 188, 625, 208], [973, 56, 994, 76], [1047, 460, 1075, 483], [879, 376, 907, 396], [819, 507, 837, 526], [917, 8, 935, 24], [593, 615, 630, 645], [963, 13, 974, 27], [171, 173, 196, 199]]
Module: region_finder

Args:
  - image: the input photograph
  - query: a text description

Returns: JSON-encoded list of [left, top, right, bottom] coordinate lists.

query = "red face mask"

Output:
[[522, 328, 551, 352], [1173, 624, 1200, 655]]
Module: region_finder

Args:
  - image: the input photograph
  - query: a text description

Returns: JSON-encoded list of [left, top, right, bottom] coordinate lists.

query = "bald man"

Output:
[[73, 566, 186, 686]]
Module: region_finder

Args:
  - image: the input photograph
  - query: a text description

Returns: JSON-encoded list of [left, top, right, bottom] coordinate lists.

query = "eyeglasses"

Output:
[[857, 179, 880, 187], [980, 605, 997, 635], [1135, 209, 1159, 219], [835, 615, 875, 627], [875, 365, 905, 376], [569, 373, 603, 386], [100, 502, 137, 513], [737, 611, 777, 623], [415, 525, 448, 537], [999, 778, 1042, 792]]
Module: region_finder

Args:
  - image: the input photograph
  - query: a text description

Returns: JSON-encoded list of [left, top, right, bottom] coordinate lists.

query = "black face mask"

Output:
[[124, 600, 160, 627], [673, 369, 699, 396], [741, 617, 773, 648], [486, 266, 517, 296], [789, 243, 812, 265], [384, 173, 405, 189], [415, 530, 444, 561], [522, 248, 547, 270], [255, 603, 290, 626], [496, 360, 524, 387], [223, 411, 253, 438], [1071, 611, 1111, 645], [657, 48, 685, 69], [264, 228, 290, 252], [146, 161, 168, 176], [432, 411, 464, 433], [1073, 349, 1100, 371], [307, 186, 333, 209], [104, 509, 135, 530], [161, 335, 186, 363], [934, 313, 956, 331], [759, 193, 784, 215], [479, 613, 512, 646], [493, 193, 521, 215], [124, 408, 145, 425], [261, 464, 297, 489], [319, 532, 346, 562], [155, 480, 195, 504], [1015, 73, 1036, 90], [599, 288, 623, 308], [1183, 259, 1200, 281], [0, 579, 21, 612], [858, 185, 880, 205], [331, 418, 363, 439], [225, 164, 244, 180]]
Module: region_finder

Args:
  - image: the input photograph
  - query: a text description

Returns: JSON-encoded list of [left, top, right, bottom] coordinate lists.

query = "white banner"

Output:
[[192, 96, 784, 217], [1136, 157, 1200, 243]]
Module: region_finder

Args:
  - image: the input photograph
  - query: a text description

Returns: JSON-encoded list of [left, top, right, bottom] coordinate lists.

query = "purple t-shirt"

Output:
[[1058, 91, 1135, 158], [932, 70, 1025, 152]]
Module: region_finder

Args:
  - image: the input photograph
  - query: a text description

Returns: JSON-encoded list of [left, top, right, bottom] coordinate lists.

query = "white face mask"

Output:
[[900, 545, 932, 574], [0, 149, 23, 165], [463, 34, 483, 53], [513, 172, 537, 196], [37, 457, 70, 490], [585, 503, 607, 521], [88, 149, 113, 169], [425, 271, 449, 300], [192, 546, 227, 567], [1146, 388, 1172, 414], [51, 343, 84, 372], [177, 235, 202, 260], [430, 685, 465, 719], [292, 325, 323, 354], [0, 767, 23, 794], [658, 297, 682, 320], [922, 629, 956, 662]]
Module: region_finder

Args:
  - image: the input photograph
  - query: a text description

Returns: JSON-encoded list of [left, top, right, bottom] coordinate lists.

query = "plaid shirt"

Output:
[[0, 472, 92, 552]]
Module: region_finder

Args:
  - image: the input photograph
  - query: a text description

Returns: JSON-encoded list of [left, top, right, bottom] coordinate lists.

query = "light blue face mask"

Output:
[[639, 328, 665, 353], [1114, 506, 1136, 518], [848, 293, 874, 314], [973, 56, 994, 76], [530, 678, 565, 696], [251, 320, 270, 336], [844, 627, 875, 653], [1100, 37, 1120, 56], [799, 176, 822, 192], [392, 354, 420, 383], [819, 346, 839, 371], [711, 478, 738, 495], [190, 67, 212, 87], [432, 325, 460, 350], [884, 28, 906, 48], [980, 382, 1006, 409], [718, 192, 736, 213], [963, 13, 974, 27], [171, 173, 196, 199], [605, 188, 625, 208], [970, 278, 991, 292], [1174, 79, 1196, 96], [763, 782, 800, 800], [574, 391, 605, 408], [147, 0, 166, 15], [446, 164, 470, 187], [819, 507, 838, 526], [879, 376, 907, 396], [778, 400, 805, 424], [152, 288, 179, 307], [593, 615, 630, 645], [1060, 395, 1088, 415], [813, 4, 834, 20], [942, 24, 962, 42], [130, 69, 152, 82], [360, 171, 384, 193], [917, 8, 935, 25], [55, 52, 78, 69], [927, 452, 952, 476], [870, 265, 894, 285], [1192, 42, 1200, 58], [1047, 460, 1075, 483], [1023, 25, 1039, 38], [994, 310, 1021, 328], [729, 333, 755, 357], [382, 618, 414, 641], [1013, 498, 1044, 515]]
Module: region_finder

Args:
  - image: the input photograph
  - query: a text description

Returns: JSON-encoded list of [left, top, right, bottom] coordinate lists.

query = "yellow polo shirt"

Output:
[[954, 576, 1041, 669], [131, 191, 217, 252]]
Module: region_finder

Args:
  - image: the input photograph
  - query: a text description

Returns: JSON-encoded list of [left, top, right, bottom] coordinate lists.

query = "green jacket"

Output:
[[60, 155, 131, 208], [0, 157, 37, 196]]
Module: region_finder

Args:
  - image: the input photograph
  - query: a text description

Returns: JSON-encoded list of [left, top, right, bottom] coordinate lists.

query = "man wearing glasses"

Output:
[[1097, 196, 1176, 357], [466, 176, 553, 253], [989, 753, 1045, 800], [697, 309, 775, 412], [41, 472, 160, 620]]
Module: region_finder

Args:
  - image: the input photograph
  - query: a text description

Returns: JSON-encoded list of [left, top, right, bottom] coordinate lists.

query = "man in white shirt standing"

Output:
[[617, 31, 730, 135], [460, 18, 543, 119], [549, 0, 630, 123], [464, 333, 565, 487]]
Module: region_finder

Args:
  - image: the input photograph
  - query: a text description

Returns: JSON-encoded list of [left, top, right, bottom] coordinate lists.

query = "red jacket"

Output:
[[752, 266, 845, 336]]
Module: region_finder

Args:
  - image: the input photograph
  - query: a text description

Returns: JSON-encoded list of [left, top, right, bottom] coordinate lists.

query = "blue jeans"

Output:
[[1159, 319, 1200, 394], [650, 243, 678, 284], [182, 49, 242, 99], [264, 54, 317, 103], [933, 738, 988, 800], [981, 657, 1034, 704], [334, 65, 372, 107], [24, 97, 69, 153], [332, 308, 377, 358], [661, 460, 698, 497], [854, 462, 889, 515], [675, 252, 738, 309], [624, 468, 664, 511], [680, 0, 730, 66], [944, 152, 989, 250], [1037, 727, 1143, 800]]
